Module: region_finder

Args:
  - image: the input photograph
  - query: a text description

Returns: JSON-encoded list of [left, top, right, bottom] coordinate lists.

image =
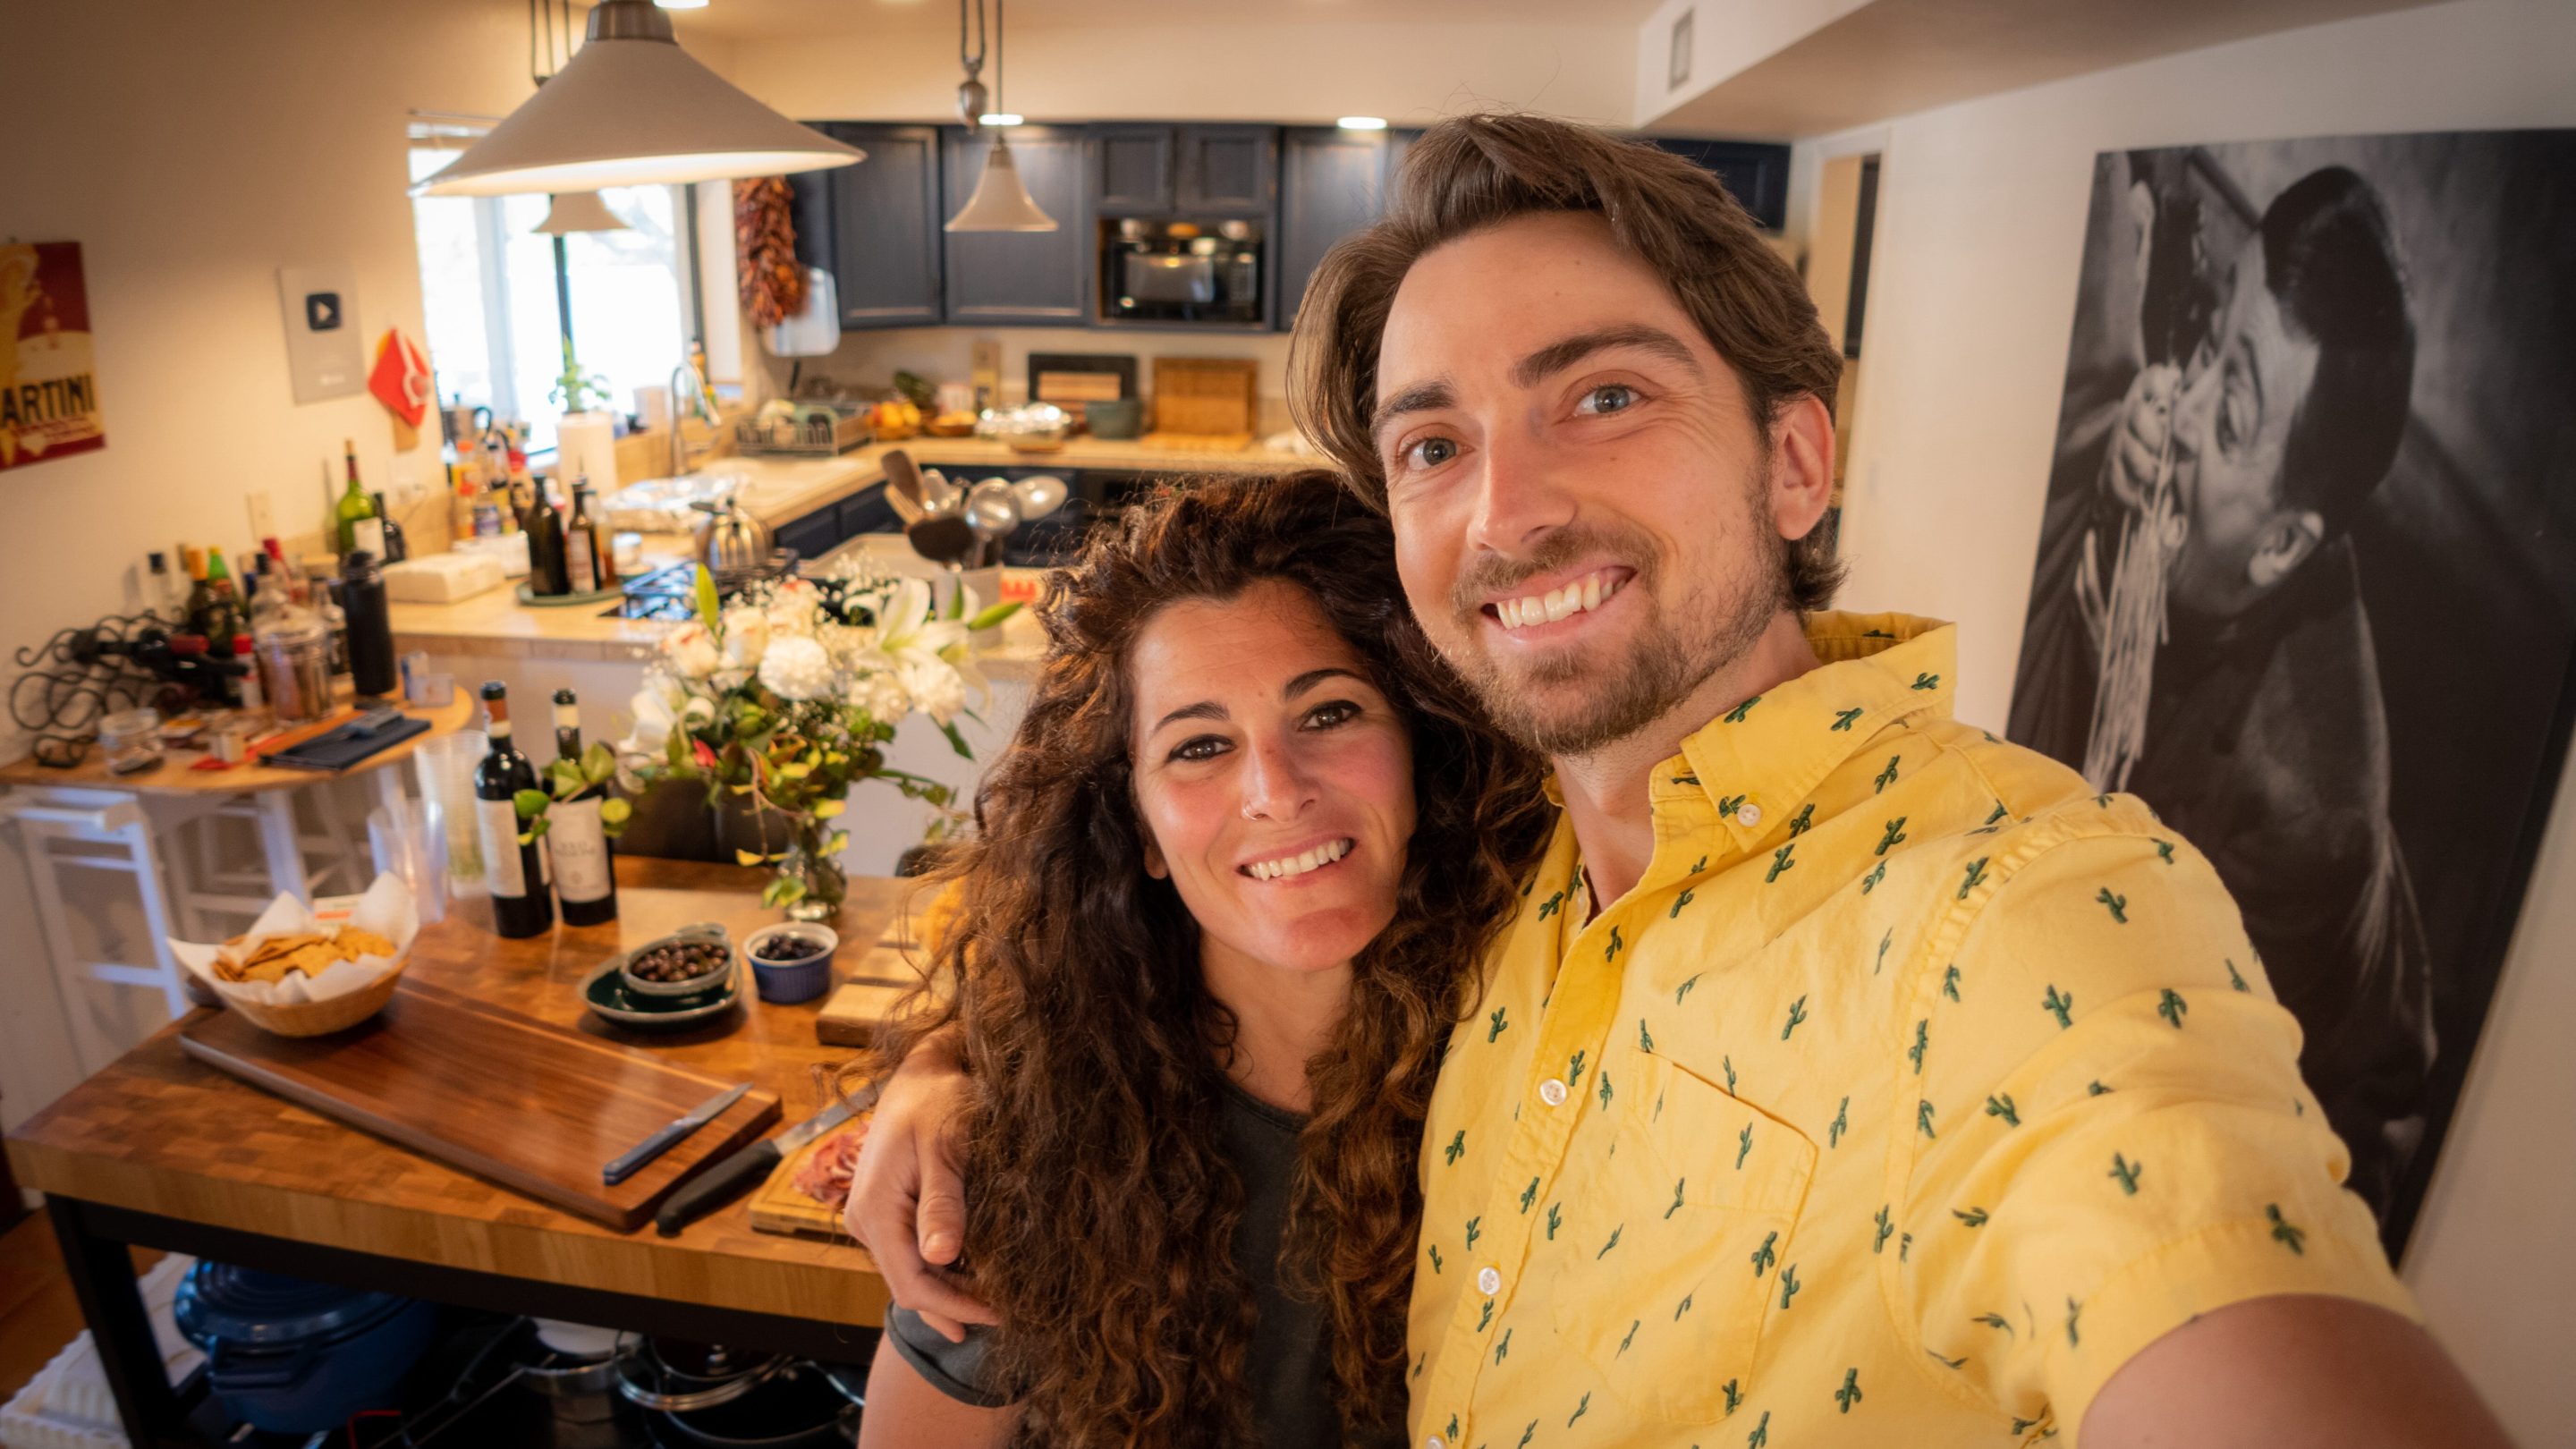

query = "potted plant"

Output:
[[609, 564, 1016, 919]]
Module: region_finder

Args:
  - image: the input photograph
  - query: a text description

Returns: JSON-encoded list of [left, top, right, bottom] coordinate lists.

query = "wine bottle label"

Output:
[[352, 518, 386, 558], [566, 531, 595, 592], [478, 797, 528, 898], [552, 797, 612, 902]]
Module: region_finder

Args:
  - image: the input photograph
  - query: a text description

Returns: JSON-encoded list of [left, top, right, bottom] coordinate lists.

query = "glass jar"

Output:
[[258, 618, 334, 725], [97, 708, 164, 775]]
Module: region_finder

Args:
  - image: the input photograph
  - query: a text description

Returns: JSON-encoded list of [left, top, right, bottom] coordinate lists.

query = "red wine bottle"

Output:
[[473, 682, 555, 938], [549, 688, 619, 927]]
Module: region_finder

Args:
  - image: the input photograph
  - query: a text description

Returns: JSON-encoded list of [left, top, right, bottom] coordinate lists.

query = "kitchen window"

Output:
[[406, 123, 701, 454]]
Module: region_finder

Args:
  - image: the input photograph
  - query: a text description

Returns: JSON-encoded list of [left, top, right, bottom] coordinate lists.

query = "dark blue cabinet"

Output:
[[790, 123, 945, 330], [1089, 124, 1276, 216], [1091, 125, 1175, 212], [942, 125, 1089, 325], [1276, 127, 1416, 331]]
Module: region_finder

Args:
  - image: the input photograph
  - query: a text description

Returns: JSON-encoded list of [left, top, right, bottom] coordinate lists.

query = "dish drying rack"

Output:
[[734, 406, 872, 458]]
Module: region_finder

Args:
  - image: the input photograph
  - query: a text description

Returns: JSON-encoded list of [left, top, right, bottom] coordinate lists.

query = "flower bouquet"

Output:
[[615, 564, 1016, 919]]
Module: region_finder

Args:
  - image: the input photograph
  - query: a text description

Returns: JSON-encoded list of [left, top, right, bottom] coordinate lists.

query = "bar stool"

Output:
[[0, 787, 191, 1074]]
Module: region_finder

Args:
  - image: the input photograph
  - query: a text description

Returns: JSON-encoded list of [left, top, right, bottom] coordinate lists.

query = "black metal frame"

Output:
[[45, 1194, 882, 1448]]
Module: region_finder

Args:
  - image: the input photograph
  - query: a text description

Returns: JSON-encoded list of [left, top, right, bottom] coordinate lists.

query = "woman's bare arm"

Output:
[[845, 1025, 997, 1339], [855, 1332, 1014, 1449]]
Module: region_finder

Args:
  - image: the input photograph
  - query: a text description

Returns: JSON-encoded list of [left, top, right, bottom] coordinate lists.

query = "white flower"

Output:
[[758, 634, 837, 701], [659, 623, 721, 680], [848, 669, 911, 723], [623, 688, 675, 753], [899, 658, 968, 728], [719, 606, 769, 671], [869, 578, 970, 672], [765, 577, 823, 638]]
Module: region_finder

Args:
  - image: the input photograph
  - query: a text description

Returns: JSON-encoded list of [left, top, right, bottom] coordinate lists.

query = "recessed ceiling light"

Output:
[[978, 113, 1023, 127], [1337, 115, 1387, 131], [655, 0, 709, 9]]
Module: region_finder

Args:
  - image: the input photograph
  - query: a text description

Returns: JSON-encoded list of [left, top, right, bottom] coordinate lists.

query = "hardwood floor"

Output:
[[0, 1211, 159, 1406]]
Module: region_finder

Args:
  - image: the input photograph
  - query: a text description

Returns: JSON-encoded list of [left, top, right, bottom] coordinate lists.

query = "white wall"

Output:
[[1799, 2, 2576, 1438]]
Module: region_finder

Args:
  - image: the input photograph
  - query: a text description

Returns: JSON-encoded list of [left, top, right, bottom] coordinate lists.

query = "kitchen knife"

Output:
[[655, 1097, 858, 1237], [603, 1081, 753, 1187]]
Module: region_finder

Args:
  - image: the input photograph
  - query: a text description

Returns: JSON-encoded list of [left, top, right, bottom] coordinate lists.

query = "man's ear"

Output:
[[1769, 394, 1837, 546], [2246, 509, 2325, 590]]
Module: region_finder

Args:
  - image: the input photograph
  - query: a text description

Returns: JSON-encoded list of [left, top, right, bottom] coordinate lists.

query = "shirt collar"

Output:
[[1675, 611, 1958, 852]]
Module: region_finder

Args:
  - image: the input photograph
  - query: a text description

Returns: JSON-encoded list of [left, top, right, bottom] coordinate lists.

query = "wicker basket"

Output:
[[220, 961, 407, 1038]]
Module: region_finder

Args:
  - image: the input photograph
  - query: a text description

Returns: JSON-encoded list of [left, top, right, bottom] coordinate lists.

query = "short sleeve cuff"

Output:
[[885, 1305, 1013, 1410], [2053, 1214, 2418, 1446]]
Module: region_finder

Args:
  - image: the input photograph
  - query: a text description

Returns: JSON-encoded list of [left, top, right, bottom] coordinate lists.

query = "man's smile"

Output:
[[1479, 564, 1637, 639]]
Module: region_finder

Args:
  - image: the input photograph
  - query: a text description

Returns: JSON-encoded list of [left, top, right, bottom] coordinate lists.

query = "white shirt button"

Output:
[[1736, 801, 1763, 828], [1477, 1266, 1502, 1295], [1538, 1078, 1568, 1107]]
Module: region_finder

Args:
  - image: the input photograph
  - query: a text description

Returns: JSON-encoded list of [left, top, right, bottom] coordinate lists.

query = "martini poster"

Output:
[[1, 242, 106, 471]]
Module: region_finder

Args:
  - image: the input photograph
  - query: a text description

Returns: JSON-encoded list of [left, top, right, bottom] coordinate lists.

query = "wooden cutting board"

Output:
[[178, 978, 780, 1231], [815, 940, 935, 1047], [1149, 357, 1258, 437], [746, 1123, 869, 1240]]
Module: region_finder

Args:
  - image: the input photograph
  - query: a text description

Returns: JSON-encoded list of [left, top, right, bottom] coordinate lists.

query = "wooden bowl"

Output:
[[223, 962, 407, 1038]]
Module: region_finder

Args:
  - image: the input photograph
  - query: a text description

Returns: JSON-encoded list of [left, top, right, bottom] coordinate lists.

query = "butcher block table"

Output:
[[4, 857, 920, 1449]]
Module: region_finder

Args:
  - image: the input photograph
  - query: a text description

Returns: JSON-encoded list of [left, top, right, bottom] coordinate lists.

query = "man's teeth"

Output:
[[1496, 572, 1620, 631], [1250, 838, 1352, 880]]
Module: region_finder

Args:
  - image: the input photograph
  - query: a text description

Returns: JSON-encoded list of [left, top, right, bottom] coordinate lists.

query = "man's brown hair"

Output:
[[1290, 111, 1849, 613]]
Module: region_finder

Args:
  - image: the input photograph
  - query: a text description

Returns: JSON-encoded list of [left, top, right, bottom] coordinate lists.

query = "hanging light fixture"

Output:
[[945, 0, 1056, 233], [530, 191, 630, 233], [413, 0, 860, 198]]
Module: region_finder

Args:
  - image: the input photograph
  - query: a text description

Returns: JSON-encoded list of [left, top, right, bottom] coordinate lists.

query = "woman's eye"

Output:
[[1303, 700, 1361, 730], [1576, 384, 1640, 416], [1401, 436, 1458, 470], [1170, 735, 1231, 763]]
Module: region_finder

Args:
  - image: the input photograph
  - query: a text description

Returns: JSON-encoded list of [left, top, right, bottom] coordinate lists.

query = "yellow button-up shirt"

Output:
[[1409, 614, 2410, 1449]]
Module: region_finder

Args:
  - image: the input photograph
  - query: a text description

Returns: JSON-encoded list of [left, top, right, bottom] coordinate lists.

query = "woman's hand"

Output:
[[845, 1028, 997, 1341]]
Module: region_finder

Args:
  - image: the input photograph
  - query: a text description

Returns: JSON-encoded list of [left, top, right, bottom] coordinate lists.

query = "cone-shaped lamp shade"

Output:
[[531, 191, 631, 233], [414, 1, 861, 197], [945, 139, 1058, 233]]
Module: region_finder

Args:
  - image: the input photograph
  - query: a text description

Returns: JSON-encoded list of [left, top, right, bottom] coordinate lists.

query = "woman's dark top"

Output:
[[882, 1080, 1403, 1449]]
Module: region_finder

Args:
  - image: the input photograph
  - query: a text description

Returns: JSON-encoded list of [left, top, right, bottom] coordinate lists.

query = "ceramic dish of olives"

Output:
[[619, 926, 738, 997]]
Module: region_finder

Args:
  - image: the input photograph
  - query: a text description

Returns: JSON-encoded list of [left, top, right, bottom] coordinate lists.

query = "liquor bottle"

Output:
[[335, 440, 385, 558], [341, 549, 397, 701], [548, 688, 619, 926], [201, 548, 242, 644], [473, 682, 555, 939], [564, 480, 614, 593], [372, 491, 410, 563], [305, 561, 351, 681], [179, 547, 214, 639], [524, 478, 572, 596]]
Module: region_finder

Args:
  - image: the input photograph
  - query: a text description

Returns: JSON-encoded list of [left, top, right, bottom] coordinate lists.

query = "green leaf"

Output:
[[939, 719, 973, 759], [599, 797, 632, 826], [762, 877, 807, 909], [966, 601, 1021, 631], [827, 830, 850, 855], [946, 580, 966, 621], [695, 564, 722, 631], [513, 788, 552, 819], [582, 741, 617, 783], [734, 849, 767, 868], [811, 798, 845, 819]]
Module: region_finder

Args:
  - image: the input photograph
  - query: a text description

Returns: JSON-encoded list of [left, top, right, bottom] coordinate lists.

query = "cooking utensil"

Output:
[[1010, 472, 1069, 521], [656, 1097, 859, 1237], [877, 449, 928, 525], [906, 514, 978, 571], [965, 479, 1021, 566], [918, 466, 962, 518], [605, 1080, 755, 1187], [691, 496, 775, 575]]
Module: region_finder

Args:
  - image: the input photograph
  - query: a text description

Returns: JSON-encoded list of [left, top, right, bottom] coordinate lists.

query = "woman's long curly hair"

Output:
[[875, 470, 1552, 1446]]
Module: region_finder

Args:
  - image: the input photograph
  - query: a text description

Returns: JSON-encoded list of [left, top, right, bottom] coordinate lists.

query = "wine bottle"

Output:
[[564, 480, 614, 593], [335, 440, 384, 558], [372, 490, 410, 563], [474, 682, 555, 939], [549, 688, 619, 926], [524, 479, 571, 597]]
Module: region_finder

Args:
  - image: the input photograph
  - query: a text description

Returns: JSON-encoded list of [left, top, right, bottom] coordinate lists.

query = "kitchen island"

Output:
[[4, 858, 915, 1448]]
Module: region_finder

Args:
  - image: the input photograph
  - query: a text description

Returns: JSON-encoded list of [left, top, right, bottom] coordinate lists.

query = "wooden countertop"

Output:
[[5, 858, 921, 1327], [0, 693, 477, 796]]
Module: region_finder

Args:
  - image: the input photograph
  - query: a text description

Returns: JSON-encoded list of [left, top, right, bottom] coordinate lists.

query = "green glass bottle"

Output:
[[334, 438, 383, 558]]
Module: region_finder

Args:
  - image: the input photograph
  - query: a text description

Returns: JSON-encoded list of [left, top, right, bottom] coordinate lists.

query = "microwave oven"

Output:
[[1103, 219, 1263, 325]]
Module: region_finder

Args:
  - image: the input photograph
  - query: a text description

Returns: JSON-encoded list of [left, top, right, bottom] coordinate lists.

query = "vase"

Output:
[[779, 813, 848, 922]]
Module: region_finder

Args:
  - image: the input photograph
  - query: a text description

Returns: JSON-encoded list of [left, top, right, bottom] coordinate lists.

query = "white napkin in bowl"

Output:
[[169, 873, 420, 1007]]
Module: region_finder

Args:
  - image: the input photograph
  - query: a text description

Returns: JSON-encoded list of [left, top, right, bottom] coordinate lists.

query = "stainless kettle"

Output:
[[691, 496, 775, 575]]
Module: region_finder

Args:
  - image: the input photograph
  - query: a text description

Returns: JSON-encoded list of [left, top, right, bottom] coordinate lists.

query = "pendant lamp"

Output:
[[414, 0, 860, 197], [530, 191, 630, 233], [945, 0, 1055, 233]]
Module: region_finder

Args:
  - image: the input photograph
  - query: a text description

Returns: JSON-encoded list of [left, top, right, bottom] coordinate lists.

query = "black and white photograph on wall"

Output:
[[2006, 129, 2576, 1254]]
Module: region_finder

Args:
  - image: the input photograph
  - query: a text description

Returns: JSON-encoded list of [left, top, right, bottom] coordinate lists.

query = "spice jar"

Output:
[[257, 616, 334, 725], [97, 708, 164, 775]]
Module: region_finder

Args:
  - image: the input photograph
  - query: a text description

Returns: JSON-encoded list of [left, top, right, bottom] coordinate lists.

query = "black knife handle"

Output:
[[656, 1140, 784, 1237]]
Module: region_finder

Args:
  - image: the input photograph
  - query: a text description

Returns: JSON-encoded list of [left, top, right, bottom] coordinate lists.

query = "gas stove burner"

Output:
[[604, 554, 801, 621]]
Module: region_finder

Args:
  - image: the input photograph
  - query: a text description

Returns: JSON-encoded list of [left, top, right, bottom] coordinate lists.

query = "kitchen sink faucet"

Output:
[[669, 358, 717, 479]]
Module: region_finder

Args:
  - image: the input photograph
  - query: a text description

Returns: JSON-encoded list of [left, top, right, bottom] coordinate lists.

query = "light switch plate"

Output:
[[277, 264, 365, 404]]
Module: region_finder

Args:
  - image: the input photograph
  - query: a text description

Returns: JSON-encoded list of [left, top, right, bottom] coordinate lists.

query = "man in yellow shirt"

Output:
[[851, 114, 2509, 1446]]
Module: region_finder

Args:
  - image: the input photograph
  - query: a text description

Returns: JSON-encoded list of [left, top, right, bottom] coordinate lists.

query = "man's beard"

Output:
[[1444, 495, 1785, 758]]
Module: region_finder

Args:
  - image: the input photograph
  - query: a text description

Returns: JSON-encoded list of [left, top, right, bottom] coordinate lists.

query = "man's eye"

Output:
[[1402, 436, 1459, 470], [1576, 384, 1640, 415], [1171, 735, 1230, 763], [1303, 700, 1361, 730]]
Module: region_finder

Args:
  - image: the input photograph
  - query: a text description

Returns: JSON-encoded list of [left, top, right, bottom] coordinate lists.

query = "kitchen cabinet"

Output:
[[942, 125, 1090, 325], [1275, 127, 1422, 331], [790, 123, 945, 330], [1088, 124, 1277, 216]]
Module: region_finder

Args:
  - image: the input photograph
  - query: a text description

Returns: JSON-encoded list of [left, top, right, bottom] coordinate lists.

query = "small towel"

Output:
[[263, 713, 431, 771]]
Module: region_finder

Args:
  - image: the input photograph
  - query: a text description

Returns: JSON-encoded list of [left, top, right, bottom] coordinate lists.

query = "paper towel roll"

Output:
[[556, 411, 619, 492]]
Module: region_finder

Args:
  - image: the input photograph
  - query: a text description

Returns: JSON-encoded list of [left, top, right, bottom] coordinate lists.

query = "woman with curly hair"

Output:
[[855, 470, 1553, 1449]]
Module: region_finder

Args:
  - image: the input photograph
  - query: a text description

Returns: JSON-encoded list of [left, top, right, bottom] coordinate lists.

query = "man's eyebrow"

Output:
[[1370, 378, 1456, 441], [1510, 324, 1701, 389], [1150, 699, 1228, 734]]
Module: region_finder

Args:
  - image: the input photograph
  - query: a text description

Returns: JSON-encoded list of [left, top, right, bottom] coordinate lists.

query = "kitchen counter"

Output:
[[390, 438, 1313, 674], [8, 858, 916, 1444]]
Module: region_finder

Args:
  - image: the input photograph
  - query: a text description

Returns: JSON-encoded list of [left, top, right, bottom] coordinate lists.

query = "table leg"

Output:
[[44, 1196, 199, 1449], [254, 792, 309, 905]]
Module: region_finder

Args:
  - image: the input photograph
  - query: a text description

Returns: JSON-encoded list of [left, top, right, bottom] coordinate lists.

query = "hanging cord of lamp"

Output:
[[957, 0, 988, 133], [530, 0, 574, 86], [945, 0, 1056, 230]]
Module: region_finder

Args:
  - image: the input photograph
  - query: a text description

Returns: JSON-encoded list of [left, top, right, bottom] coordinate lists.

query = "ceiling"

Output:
[[665, 0, 1667, 40]]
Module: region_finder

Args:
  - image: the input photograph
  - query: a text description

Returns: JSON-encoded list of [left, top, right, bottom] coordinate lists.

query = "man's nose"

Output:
[[1240, 735, 1318, 821], [1466, 428, 1578, 555], [2172, 362, 2218, 461]]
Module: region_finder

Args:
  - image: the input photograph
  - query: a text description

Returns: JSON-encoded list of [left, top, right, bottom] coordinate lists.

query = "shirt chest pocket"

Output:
[[1546, 1050, 1818, 1425]]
